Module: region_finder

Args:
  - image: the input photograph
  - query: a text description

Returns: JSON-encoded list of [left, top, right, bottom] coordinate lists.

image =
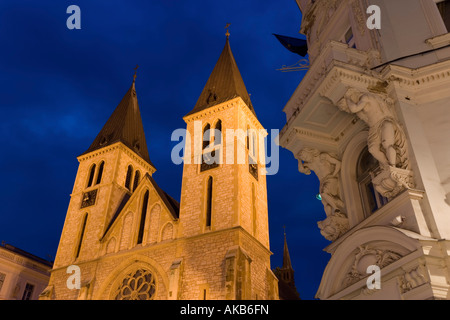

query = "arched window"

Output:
[[205, 177, 213, 229], [252, 183, 257, 236], [357, 147, 388, 217], [203, 123, 211, 150], [75, 213, 88, 259], [251, 131, 257, 158], [96, 161, 104, 185], [137, 190, 149, 245], [214, 120, 222, 145], [87, 164, 96, 188], [246, 125, 250, 150], [125, 165, 133, 190], [133, 170, 140, 192]]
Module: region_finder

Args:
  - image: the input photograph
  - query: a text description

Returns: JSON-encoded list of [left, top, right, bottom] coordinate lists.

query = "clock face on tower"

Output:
[[81, 189, 98, 208]]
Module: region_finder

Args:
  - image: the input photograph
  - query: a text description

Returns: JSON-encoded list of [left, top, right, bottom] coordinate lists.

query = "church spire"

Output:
[[186, 32, 255, 117], [283, 227, 293, 270], [81, 69, 155, 169], [273, 227, 301, 299]]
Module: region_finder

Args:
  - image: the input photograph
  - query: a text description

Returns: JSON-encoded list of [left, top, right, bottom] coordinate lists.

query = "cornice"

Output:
[[381, 58, 450, 88], [183, 97, 265, 130], [77, 142, 156, 174]]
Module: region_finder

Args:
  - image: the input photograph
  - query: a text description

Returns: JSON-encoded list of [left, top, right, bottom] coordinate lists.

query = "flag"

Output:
[[273, 34, 308, 57]]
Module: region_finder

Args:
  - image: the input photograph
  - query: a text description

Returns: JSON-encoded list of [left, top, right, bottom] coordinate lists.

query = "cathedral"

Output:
[[40, 34, 280, 300], [280, 0, 450, 299]]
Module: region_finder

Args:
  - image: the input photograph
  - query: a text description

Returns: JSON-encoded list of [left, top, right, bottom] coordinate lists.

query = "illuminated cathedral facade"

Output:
[[40, 35, 279, 300]]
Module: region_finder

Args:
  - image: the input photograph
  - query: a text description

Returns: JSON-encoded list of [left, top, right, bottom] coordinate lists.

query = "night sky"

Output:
[[0, 0, 330, 300]]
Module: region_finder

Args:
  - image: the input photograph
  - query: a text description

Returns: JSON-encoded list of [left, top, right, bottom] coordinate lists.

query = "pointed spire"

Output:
[[186, 32, 255, 117], [283, 227, 293, 270], [81, 69, 155, 169]]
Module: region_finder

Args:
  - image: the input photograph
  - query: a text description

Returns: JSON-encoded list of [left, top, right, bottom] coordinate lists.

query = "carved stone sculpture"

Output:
[[338, 88, 414, 198], [338, 89, 408, 169], [298, 148, 345, 216], [297, 148, 349, 241], [344, 245, 402, 287], [397, 265, 427, 294], [317, 211, 349, 242]]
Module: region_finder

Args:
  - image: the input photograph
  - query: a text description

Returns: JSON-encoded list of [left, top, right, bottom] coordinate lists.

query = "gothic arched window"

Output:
[[203, 123, 211, 150], [87, 164, 96, 188], [251, 131, 257, 158], [205, 177, 213, 229], [357, 147, 388, 217], [137, 190, 149, 245], [246, 125, 250, 150], [75, 213, 88, 259], [133, 170, 140, 192], [252, 183, 257, 236], [125, 165, 133, 190], [214, 120, 222, 145], [96, 161, 105, 185]]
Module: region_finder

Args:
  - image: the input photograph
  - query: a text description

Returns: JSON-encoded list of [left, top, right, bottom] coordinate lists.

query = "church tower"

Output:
[[51, 73, 158, 268], [42, 33, 278, 300], [176, 32, 278, 300]]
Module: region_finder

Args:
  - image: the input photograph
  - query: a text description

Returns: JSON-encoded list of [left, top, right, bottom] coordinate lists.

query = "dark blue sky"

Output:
[[0, 0, 330, 299]]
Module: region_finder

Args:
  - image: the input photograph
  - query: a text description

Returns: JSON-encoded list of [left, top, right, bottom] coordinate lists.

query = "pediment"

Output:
[[316, 226, 422, 299], [101, 174, 179, 244]]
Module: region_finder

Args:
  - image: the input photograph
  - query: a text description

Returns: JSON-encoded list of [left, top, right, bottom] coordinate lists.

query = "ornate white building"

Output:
[[279, 0, 450, 299]]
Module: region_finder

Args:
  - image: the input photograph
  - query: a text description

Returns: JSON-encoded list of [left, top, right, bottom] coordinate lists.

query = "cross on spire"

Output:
[[225, 23, 231, 38], [133, 64, 139, 82]]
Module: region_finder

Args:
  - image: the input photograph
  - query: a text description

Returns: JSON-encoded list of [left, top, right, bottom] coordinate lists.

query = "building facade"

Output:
[[0, 243, 52, 300], [42, 35, 279, 300], [279, 0, 450, 299]]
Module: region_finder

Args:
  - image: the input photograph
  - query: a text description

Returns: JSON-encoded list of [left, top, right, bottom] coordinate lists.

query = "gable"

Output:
[[100, 174, 179, 251]]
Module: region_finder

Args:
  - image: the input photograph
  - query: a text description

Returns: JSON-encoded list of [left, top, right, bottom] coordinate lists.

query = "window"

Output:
[[344, 27, 356, 49], [125, 165, 133, 190], [246, 125, 250, 150], [137, 190, 149, 245], [251, 132, 257, 158], [214, 120, 222, 145], [22, 283, 34, 300], [205, 177, 213, 229], [437, 0, 450, 32], [203, 123, 211, 150], [357, 148, 388, 217], [133, 170, 140, 192], [75, 213, 88, 259], [114, 269, 156, 300], [87, 164, 96, 188], [200, 122, 219, 172], [96, 161, 104, 185], [248, 128, 258, 180], [252, 184, 257, 236], [0, 272, 5, 292]]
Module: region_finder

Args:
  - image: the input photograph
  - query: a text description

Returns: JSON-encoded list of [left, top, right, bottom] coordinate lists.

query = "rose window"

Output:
[[114, 269, 156, 300]]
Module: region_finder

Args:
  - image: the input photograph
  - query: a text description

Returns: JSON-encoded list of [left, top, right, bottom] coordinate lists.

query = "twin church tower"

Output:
[[41, 34, 280, 300]]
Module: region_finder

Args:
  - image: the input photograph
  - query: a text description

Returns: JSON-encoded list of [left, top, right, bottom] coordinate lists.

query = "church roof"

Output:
[[81, 79, 155, 168], [186, 35, 255, 117]]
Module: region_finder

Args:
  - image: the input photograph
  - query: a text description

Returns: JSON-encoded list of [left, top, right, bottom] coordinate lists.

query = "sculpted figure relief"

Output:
[[338, 88, 408, 170], [297, 148, 349, 241], [337, 88, 414, 199], [298, 148, 345, 216]]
